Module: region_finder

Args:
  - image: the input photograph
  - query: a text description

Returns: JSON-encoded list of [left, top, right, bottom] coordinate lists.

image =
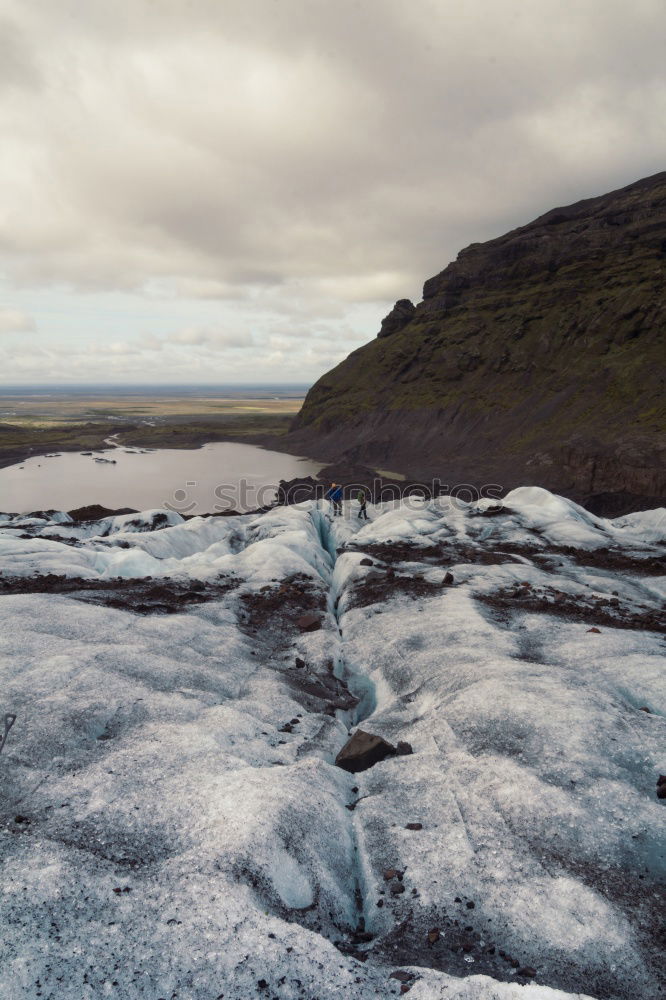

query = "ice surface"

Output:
[[100, 509, 185, 534], [0, 507, 334, 586], [613, 507, 666, 544], [0, 491, 664, 999]]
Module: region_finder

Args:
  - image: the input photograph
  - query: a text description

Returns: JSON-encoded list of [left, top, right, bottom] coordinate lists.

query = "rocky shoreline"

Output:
[[2, 418, 662, 518], [275, 466, 664, 519], [1, 455, 663, 523], [0, 411, 294, 472]]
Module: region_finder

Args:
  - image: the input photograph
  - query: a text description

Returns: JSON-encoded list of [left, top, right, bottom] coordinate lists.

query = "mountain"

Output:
[[289, 173, 666, 511]]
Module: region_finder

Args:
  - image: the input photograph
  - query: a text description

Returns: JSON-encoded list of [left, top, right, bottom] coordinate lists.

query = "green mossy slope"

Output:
[[290, 173, 666, 501]]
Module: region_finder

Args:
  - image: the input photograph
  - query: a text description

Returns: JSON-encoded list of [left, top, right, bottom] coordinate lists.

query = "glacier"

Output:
[[0, 489, 664, 1000]]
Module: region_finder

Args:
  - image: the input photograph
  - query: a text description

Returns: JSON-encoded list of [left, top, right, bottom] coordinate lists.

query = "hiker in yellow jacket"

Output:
[[356, 489, 369, 520]]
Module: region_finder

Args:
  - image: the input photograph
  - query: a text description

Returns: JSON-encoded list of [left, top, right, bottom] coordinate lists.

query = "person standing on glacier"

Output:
[[326, 482, 343, 517], [356, 489, 369, 520]]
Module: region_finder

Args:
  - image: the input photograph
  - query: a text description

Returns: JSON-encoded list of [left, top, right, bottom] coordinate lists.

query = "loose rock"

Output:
[[335, 730, 398, 773], [296, 613, 321, 633]]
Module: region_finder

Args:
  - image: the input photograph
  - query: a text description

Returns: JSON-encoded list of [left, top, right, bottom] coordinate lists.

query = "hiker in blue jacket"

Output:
[[326, 482, 343, 517]]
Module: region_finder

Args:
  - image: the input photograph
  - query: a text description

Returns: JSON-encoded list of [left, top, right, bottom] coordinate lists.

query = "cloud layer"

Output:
[[1, 0, 665, 382]]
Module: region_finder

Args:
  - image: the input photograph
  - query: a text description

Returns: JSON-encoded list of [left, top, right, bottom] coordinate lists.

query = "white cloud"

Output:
[[165, 328, 253, 349], [0, 308, 35, 334]]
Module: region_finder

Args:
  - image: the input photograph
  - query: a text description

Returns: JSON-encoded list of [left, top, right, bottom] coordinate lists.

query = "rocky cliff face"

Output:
[[289, 172, 666, 509]]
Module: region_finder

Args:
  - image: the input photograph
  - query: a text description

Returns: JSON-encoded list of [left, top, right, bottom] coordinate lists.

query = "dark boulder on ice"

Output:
[[389, 969, 413, 982], [296, 613, 321, 633], [335, 729, 398, 773]]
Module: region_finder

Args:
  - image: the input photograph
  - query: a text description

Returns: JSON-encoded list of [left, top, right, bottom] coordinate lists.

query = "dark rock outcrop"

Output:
[[288, 173, 666, 511], [68, 504, 138, 523], [378, 299, 416, 338]]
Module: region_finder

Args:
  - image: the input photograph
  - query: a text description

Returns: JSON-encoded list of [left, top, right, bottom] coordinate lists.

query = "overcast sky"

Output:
[[1, 0, 664, 385]]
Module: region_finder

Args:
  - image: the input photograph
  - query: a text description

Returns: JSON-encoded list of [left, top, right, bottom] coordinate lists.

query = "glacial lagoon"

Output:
[[0, 441, 323, 515]]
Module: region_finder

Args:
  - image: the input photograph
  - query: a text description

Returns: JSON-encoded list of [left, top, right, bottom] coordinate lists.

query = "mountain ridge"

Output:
[[288, 172, 666, 508]]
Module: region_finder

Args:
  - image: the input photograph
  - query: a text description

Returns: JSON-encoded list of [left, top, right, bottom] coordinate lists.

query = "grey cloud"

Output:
[[0, 15, 42, 92], [0, 0, 664, 381], [3, 1, 664, 295]]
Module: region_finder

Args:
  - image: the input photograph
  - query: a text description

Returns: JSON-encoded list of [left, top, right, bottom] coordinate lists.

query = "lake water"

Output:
[[0, 442, 323, 515]]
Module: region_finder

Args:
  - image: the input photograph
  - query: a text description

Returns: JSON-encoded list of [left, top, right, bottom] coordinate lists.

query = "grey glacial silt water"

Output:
[[0, 441, 323, 514]]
